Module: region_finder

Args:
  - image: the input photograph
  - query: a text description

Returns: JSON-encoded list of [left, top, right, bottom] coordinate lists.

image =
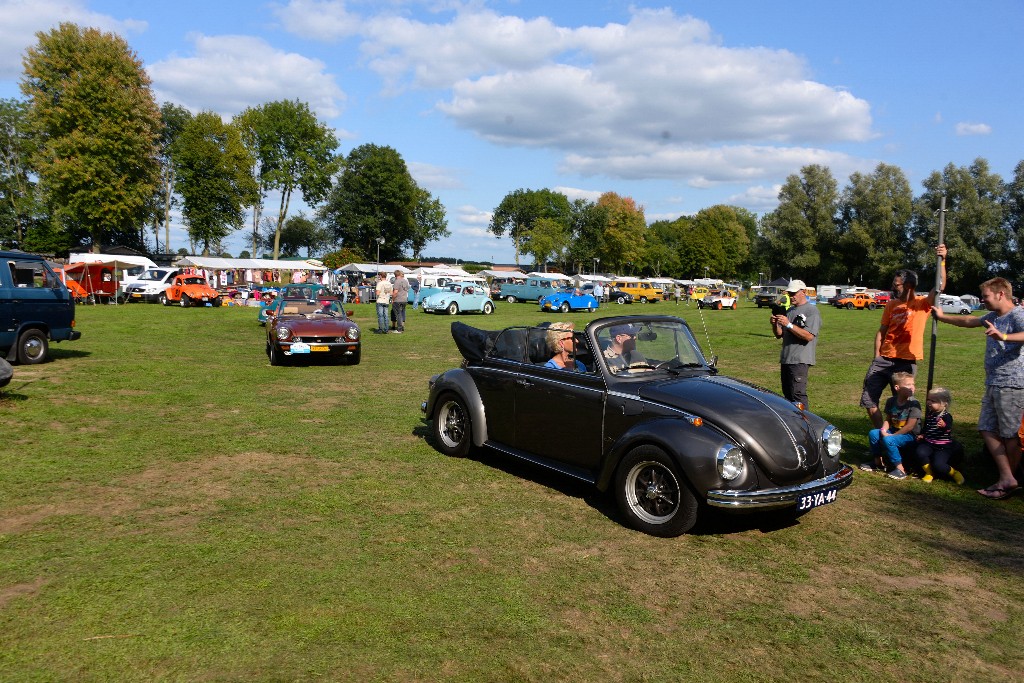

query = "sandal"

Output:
[[977, 485, 1022, 501]]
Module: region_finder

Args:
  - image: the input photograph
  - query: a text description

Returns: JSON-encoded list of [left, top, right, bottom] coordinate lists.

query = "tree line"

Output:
[[0, 23, 450, 262]]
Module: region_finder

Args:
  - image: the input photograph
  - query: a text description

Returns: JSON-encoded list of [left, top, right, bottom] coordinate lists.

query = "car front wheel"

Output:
[[160, 293, 170, 305], [506, 295, 517, 303], [17, 329, 48, 365], [846, 302, 854, 310], [559, 301, 570, 313], [616, 296, 626, 304], [180, 294, 190, 307], [615, 445, 697, 537], [433, 393, 472, 457], [269, 342, 285, 366]]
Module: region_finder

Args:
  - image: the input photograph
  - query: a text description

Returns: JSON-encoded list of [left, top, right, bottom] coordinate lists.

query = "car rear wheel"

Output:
[[559, 301, 570, 313], [846, 302, 855, 310], [17, 329, 48, 365], [640, 296, 648, 303], [959, 308, 970, 315], [433, 393, 472, 457], [615, 445, 697, 537], [506, 295, 517, 303], [867, 302, 876, 310], [482, 301, 494, 315], [447, 302, 459, 315]]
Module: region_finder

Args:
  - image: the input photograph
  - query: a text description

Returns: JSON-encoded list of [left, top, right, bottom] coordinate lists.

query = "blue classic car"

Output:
[[422, 316, 851, 537], [540, 287, 600, 313], [421, 282, 495, 315]]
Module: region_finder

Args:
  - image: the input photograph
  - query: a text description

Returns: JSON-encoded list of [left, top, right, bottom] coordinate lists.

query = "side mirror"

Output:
[[346, 310, 354, 317]]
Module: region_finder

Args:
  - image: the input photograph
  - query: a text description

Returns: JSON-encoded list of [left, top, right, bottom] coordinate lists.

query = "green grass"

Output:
[[1, 299, 1022, 682]]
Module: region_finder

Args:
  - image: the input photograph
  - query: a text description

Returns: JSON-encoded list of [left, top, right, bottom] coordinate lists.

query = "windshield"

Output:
[[595, 319, 708, 376], [137, 269, 170, 281], [183, 277, 206, 285]]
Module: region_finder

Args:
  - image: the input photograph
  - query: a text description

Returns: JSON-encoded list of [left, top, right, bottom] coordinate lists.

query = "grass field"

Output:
[[2, 298, 1022, 682]]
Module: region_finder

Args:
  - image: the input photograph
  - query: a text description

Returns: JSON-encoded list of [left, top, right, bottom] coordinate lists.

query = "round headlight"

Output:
[[823, 426, 842, 457], [346, 327, 359, 340], [716, 445, 746, 481], [276, 326, 292, 341]]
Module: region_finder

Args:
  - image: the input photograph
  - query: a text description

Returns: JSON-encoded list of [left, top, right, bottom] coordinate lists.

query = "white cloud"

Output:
[[147, 34, 345, 119], [955, 122, 991, 136], [407, 161, 464, 190], [724, 185, 783, 212], [554, 186, 604, 202], [0, 0, 146, 80], [270, 0, 361, 42], [456, 205, 492, 229]]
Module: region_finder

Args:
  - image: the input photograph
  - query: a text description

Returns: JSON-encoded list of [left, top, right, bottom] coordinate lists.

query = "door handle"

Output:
[[516, 378, 531, 387]]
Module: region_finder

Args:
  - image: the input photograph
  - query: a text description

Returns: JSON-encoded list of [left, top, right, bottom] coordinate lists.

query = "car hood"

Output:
[[639, 375, 824, 482], [276, 317, 355, 334]]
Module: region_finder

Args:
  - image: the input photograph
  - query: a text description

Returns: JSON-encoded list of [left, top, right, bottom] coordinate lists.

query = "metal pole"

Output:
[[925, 194, 947, 396]]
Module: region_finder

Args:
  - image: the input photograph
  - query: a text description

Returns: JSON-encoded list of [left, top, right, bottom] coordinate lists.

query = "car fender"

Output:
[[595, 416, 734, 494], [426, 368, 489, 447]]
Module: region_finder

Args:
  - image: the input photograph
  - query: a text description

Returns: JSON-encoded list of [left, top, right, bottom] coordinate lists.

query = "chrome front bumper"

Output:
[[706, 465, 854, 509]]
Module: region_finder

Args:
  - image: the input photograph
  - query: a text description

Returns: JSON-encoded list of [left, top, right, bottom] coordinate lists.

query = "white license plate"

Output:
[[290, 342, 310, 354], [797, 488, 838, 511]]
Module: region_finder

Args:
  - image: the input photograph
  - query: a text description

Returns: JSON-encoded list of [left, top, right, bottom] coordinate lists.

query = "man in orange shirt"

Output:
[[860, 244, 947, 429]]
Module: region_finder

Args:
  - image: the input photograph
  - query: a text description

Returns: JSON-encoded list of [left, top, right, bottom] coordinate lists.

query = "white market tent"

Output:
[[335, 263, 410, 277], [477, 269, 527, 279], [526, 271, 572, 281], [174, 256, 327, 271]]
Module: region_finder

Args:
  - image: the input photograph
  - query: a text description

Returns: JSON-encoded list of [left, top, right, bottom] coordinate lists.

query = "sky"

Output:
[[1, 0, 1022, 265]]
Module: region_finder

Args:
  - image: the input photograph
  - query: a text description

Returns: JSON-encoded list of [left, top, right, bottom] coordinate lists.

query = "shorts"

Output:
[[860, 356, 916, 410], [978, 385, 1024, 439]]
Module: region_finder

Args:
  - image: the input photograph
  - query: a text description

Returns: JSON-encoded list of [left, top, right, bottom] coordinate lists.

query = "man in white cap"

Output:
[[770, 279, 821, 408]]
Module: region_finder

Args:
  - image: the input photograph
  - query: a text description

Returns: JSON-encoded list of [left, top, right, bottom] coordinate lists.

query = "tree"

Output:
[[319, 144, 417, 260], [235, 100, 339, 260], [263, 212, 329, 257], [0, 98, 39, 247], [489, 189, 571, 265], [409, 186, 449, 260], [565, 198, 608, 274], [837, 163, 914, 287], [172, 112, 257, 254], [522, 216, 569, 270], [759, 165, 839, 284], [687, 206, 750, 278], [1003, 160, 1024, 279], [20, 23, 162, 251], [596, 192, 646, 273], [152, 103, 192, 253], [911, 159, 1004, 292]]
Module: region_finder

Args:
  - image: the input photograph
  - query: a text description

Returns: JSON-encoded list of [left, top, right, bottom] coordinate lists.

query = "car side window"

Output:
[[490, 328, 528, 363]]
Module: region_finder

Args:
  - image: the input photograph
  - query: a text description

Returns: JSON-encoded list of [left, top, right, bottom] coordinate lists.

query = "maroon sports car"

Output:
[[265, 296, 361, 365]]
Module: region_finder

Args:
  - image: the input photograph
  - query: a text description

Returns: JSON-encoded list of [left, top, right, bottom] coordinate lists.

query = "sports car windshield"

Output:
[[595, 319, 708, 376]]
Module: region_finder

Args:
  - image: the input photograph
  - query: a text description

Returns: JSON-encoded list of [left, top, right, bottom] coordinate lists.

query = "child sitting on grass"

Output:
[[913, 387, 964, 484], [860, 372, 922, 480]]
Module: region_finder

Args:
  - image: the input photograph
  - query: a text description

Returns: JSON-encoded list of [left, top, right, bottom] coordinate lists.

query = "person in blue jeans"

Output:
[[861, 371, 922, 479]]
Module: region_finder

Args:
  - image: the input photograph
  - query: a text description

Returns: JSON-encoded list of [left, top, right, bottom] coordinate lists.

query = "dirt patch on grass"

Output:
[[0, 577, 47, 609], [0, 452, 350, 535]]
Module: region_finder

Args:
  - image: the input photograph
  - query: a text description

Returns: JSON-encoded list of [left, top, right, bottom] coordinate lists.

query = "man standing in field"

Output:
[[932, 277, 1024, 499], [860, 244, 947, 428], [374, 272, 393, 335], [391, 270, 410, 334], [770, 279, 820, 409]]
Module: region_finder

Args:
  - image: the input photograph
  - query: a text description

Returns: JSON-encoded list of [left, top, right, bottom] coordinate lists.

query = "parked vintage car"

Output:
[[265, 297, 360, 365], [422, 316, 851, 537], [580, 283, 633, 304], [937, 293, 972, 315], [421, 282, 495, 315], [161, 274, 222, 307], [124, 268, 182, 303], [257, 283, 326, 323], [872, 291, 891, 305], [835, 292, 877, 310], [1, 250, 80, 364], [608, 280, 662, 303], [540, 287, 600, 313], [697, 289, 738, 310]]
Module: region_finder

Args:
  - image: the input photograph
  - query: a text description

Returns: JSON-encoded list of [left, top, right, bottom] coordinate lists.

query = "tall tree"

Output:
[[522, 216, 569, 270], [234, 100, 339, 260], [565, 198, 608, 274], [759, 165, 839, 284], [596, 192, 646, 273], [172, 112, 257, 254], [911, 159, 1004, 291], [263, 212, 329, 257], [409, 186, 449, 260], [1003, 160, 1024, 278], [0, 98, 38, 247], [319, 144, 418, 260], [688, 205, 750, 278], [837, 163, 914, 287], [488, 188, 571, 265], [20, 23, 162, 252], [152, 103, 192, 253]]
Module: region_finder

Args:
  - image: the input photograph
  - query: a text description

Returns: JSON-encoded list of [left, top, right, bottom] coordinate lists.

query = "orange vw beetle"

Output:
[[161, 274, 222, 307]]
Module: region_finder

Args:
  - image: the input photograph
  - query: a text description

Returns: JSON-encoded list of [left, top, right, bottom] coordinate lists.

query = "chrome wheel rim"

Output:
[[624, 460, 680, 524], [437, 400, 467, 450]]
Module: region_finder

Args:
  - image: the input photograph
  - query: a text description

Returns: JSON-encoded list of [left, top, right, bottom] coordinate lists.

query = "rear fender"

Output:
[[427, 368, 488, 447]]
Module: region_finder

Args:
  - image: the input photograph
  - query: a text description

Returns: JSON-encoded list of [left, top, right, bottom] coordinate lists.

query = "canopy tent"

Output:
[[476, 269, 527, 279], [526, 271, 571, 281], [335, 263, 410, 277], [59, 258, 143, 304], [173, 256, 327, 271]]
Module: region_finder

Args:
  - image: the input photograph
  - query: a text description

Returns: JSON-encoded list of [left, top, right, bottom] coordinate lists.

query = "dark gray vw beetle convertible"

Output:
[[422, 316, 852, 537]]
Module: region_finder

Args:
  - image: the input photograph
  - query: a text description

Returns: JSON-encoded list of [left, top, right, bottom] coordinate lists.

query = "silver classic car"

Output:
[[422, 316, 852, 536]]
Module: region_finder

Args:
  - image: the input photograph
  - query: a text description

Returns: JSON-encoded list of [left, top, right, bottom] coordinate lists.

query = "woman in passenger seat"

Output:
[[544, 322, 586, 371]]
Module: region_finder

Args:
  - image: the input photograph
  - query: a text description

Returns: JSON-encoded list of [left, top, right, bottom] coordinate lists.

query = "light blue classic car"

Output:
[[540, 287, 600, 313], [421, 282, 495, 315]]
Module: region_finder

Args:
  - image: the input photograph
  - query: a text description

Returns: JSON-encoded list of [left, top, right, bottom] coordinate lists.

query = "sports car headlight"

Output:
[[346, 327, 359, 340], [276, 326, 292, 341], [716, 445, 746, 481], [822, 425, 842, 457]]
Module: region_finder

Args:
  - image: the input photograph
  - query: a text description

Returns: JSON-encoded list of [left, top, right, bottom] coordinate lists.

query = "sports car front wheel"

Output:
[[615, 445, 697, 537], [433, 393, 472, 457]]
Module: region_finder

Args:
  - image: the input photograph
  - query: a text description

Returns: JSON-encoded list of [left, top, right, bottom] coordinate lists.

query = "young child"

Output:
[[913, 387, 965, 484], [860, 372, 922, 480]]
